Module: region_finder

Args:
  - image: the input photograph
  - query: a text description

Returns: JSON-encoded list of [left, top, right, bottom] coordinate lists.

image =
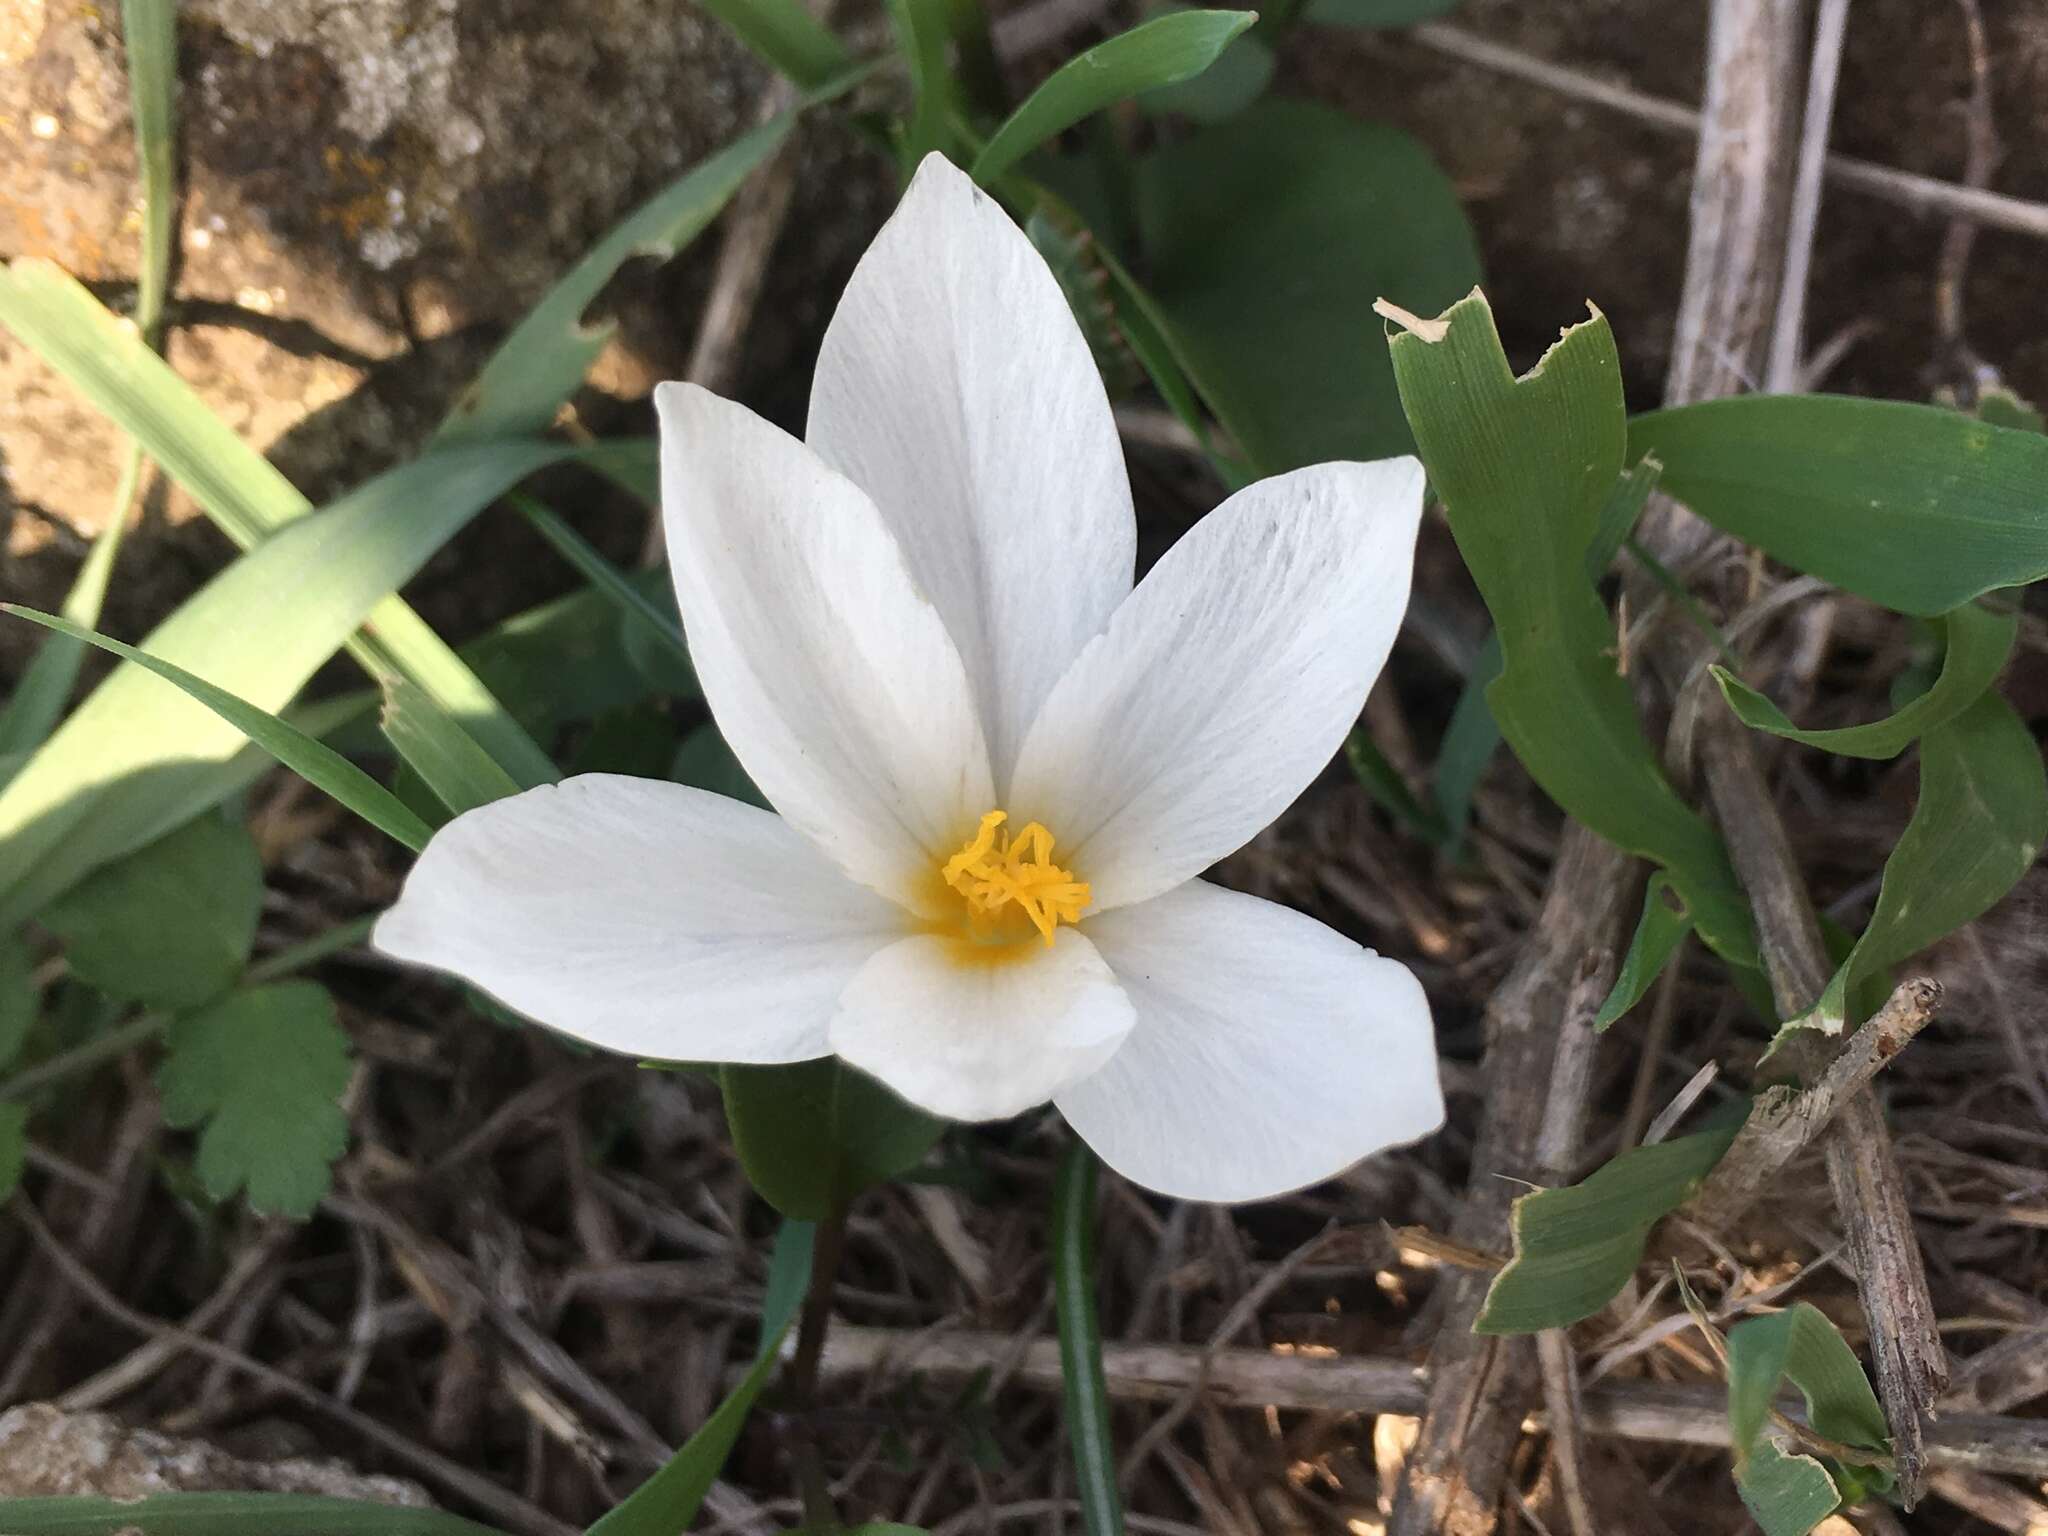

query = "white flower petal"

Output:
[[828, 930, 1135, 1122], [808, 153, 1136, 780], [1056, 880, 1442, 1202], [1009, 458, 1424, 911], [659, 382, 996, 910], [374, 776, 905, 1063]]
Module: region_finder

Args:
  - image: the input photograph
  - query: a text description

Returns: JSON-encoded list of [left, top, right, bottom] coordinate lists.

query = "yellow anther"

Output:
[[941, 810, 1090, 946]]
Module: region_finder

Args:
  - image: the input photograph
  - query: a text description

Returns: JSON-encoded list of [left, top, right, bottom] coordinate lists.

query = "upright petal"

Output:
[[829, 931, 1135, 1122], [374, 776, 907, 1063], [1008, 458, 1424, 911], [660, 382, 995, 910], [808, 153, 1136, 781], [1057, 880, 1442, 1202]]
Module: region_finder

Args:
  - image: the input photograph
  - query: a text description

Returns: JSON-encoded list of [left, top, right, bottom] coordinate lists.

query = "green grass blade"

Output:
[[696, 0, 853, 89], [120, 0, 177, 341], [379, 673, 525, 818], [0, 440, 571, 926], [2, 606, 432, 852], [1052, 1143, 1125, 1536], [886, 0, 953, 167], [971, 11, 1257, 185], [509, 494, 695, 680], [0, 1494, 510, 1536]]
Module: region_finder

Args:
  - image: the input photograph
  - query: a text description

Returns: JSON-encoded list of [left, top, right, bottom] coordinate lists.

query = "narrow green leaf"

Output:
[[41, 810, 261, 1011], [973, 12, 1258, 184], [759, 1219, 816, 1358], [1595, 874, 1692, 1031], [1799, 690, 2047, 1032], [511, 495, 696, 684], [695, 0, 853, 89], [887, 0, 953, 167], [1026, 211, 1141, 398], [0, 930, 34, 1072], [1345, 730, 1452, 846], [1131, 99, 1480, 471], [1726, 1303, 1890, 1468], [585, 1317, 795, 1536], [1629, 395, 2048, 616], [0, 1102, 26, 1202], [1432, 631, 1501, 857], [1712, 601, 2016, 761], [157, 981, 353, 1218], [120, 0, 177, 340], [1053, 1143, 1124, 1536], [1734, 1442, 1844, 1536], [1386, 290, 1756, 968], [380, 674, 527, 819], [721, 1058, 945, 1220], [1474, 1124, 1739, 1334], [2, 606, 432, 853], [1137, 18, 1274, 122], [0, 1494, 509, 1536], [436, 121, 792, 445], [672, 724, 770, 809]]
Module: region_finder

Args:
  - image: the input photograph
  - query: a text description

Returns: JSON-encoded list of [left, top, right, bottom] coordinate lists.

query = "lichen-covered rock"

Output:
[[0, 1402, 433, 1504]]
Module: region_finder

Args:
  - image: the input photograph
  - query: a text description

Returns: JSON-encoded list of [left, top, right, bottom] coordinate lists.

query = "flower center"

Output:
[[940, 810, 1090, 947]]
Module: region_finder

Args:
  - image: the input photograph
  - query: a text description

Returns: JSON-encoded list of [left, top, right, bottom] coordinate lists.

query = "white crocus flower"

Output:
[[375, 153, 1443, 1202]]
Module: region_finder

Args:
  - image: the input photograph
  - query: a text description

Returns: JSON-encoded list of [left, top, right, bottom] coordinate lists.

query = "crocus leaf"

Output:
[[887, 0, 954, 168], [510, 495, 696, 684], [585, 1317, 795, 1536], [758, 1218, 815, 1358], [1386, 290, 1757, 968], [1130, 98, 1480, 471], [0, 1494, 510, 1536], [157, 981, 353, 1219], [0, 1103, 25, 1203], [0, 259, 556, 793], [0, 439, 571, 928], [1712, 600, 2016, 760], [1, 606, 433, 854], [41, 809, 261, 1011], [1053, 1143, 1124, 1536], [1629, 395, 2048, 616], [1734, 1441, 1844, 1536], [1474, 1123, 1740, 1335], [379, 674, 526, 820], [1595, 874, 1692, 1032], [721, 1057, 945, 1220], [972, 11, 1258, 184], [694, 0, 853, 89], [1798, 690, 2046, 1033]]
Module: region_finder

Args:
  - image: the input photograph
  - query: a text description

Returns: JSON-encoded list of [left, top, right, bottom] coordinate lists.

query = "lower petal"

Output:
[[374, 775, 905, 1064], [1057, 880, 1442, 1202], [829, 931, 1135, 1123]]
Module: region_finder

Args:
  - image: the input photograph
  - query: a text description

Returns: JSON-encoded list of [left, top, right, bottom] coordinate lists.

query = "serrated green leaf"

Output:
[[1026, 211, 1139, 397], [0, 1102, 25, 1202], [0, 438, 572, 928], [41, 810, 261, 1010], [1734, 1441, 1843, 1536], [1726, 1303, 1890, 1469], [1475, 1123, 1739, 1334], [2, 606, 433, 854], [379, 674, 527, 820], [585, 1316, 794, 1536], [157, 981, 352, 1218], [973, 11, 1258, 184], [1629, 395, 2048, 616], [1133, 99, 1481, 470], [695, 0, 853, 89], [721, 1057, 945, 1220], [1799, 690, 2047, 1033], [0, 930, 35, 1072], [1053, 1143, 1124, 1536], [1595, 874, 1691, 1032], [0, 1494, 509, 1536], [1713, 600, 2016, 760], [1386, 291, 1756, 968], [0, 259, 555, 792]]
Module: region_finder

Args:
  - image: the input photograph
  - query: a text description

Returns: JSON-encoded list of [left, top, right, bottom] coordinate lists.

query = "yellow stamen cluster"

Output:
[[941, 810, 1090, 946]]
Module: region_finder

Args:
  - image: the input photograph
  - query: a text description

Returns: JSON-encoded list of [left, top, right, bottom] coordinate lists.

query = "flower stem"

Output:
[[784, 1203, 848, 1527]]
